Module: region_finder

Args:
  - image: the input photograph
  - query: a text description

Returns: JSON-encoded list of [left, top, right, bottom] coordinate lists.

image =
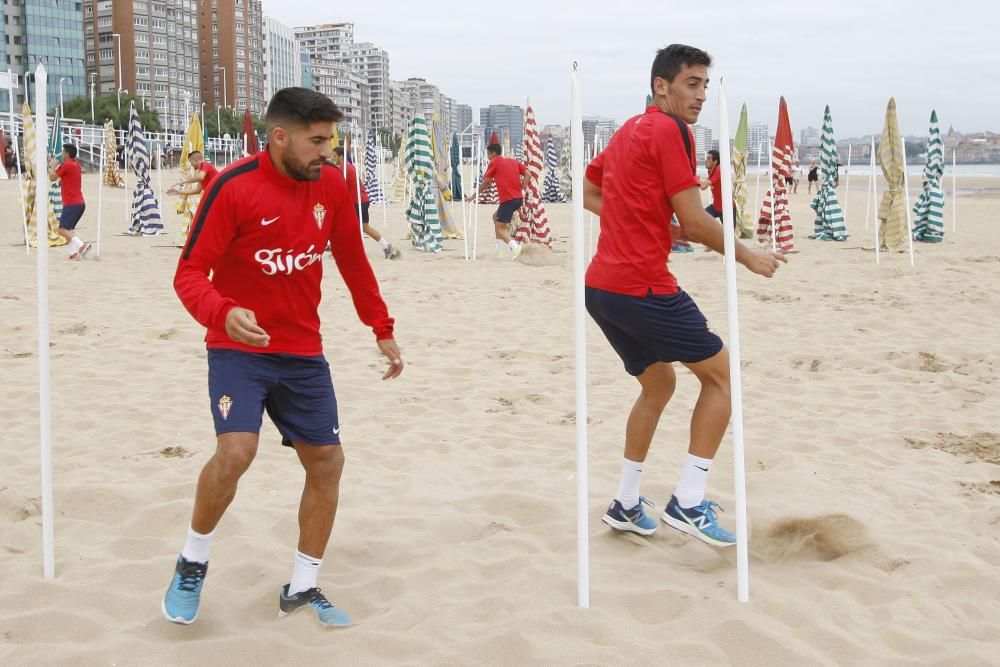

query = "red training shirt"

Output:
[[585, 106, 700, 296], [56, 158, 84, 205], [343, 162, 370, 203], [174, 147, 394, 357], [708, 164, 722, 211], [198, 160, 219, 190], [483, 156, 526, 203]]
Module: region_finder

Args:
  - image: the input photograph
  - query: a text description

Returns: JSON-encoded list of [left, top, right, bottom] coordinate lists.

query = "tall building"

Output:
[[81, 0, 200, 131], [480, 104, 523, 149], [311, 59, 368, 130], [748, 121, 770, 164], [800, 126, 820, 148], [3, 0, 86, 114], [197, 0, 266, 116], [294, 22, 353, 59], [299, 51, 313, 90], [691, 124, 713, 161], [455, 104, 473, 134], [264, 16, 300, 100], [388, 79, 413, 138], [343, 42, 388, 129], [540, 124, 566, 154]]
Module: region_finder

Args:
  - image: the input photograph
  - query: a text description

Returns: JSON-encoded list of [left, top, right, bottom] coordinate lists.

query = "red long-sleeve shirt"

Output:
[[174, 148, 394, 356]]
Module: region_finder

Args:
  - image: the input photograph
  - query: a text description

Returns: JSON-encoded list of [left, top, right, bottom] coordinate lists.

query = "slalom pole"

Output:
[[843, 143, 852, 226], [473, 138, 481, 260], [717, 79, 750, 602], [900, 134, 915, 266], [952, 150, 957, 233], [96, 140, 104, 257], [873, 138, 881, 265]]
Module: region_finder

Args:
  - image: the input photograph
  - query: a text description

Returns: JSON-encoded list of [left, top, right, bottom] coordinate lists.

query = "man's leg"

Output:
[[363, 223, 396, 258]]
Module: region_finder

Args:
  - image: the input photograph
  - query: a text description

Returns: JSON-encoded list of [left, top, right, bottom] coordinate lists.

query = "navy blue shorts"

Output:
[[360, 201, 370, 225], [585, 287, 723, 375], [207, 349, 341, 447], [495, 198, 523, 223], [59, 203, 86, 230]]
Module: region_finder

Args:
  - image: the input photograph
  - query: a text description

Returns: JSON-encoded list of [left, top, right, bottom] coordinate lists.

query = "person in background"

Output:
[[48, 143, 92, 260], [807, 160, 820, 194], [167, 151, 219, 197], [330, 146, 399, 260]]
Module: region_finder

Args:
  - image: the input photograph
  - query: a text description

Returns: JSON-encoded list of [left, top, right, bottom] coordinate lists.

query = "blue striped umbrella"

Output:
[[363, 129, 385, 203], [912, 110, 944, 242], [404, 115, 442, 253], [449, 132, 463, 201], [541, 137, 565, 203], [127, 102, 163, 235], [809, 105, 848, 241]]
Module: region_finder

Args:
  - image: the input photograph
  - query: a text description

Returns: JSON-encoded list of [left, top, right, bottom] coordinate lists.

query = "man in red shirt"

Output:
[[163, 87, 403, 629], [167, 150, 218, 196], [583, 44, 785, 546], [330, 146, 399, 259], [468, 143, 529, 259], [48, 144, 92, 259]]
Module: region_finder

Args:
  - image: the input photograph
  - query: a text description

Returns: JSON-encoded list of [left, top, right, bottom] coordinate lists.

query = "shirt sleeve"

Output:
[[518, 161, 527, 175], [654, 122, 700, 197], [55, 162, 67, 179], [483, 160, 497, 180], [326, 179, 395, 340], [173, 182, 240, 332], [585, 150, 605, 187]]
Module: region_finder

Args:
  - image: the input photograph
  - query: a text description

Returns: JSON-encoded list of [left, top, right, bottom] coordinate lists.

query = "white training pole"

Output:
[[9, 71, 29, 254], [753, 140, 763, 218], [156, 144, 163, 221], [460, 138, 469, 261], [123, 126, 129, 232], [900, 134, 915, 267], [843, 144, 852, 226], [768, 141, 776, 252], [717, 80, 750, 602], [951, 150, 957, 233], [570, 61, 589, 610], [33, 64, 55, 581], [96, 141, 104, 257], [472, 139, 480, 261], [864, 138, 874, 233], [873, 138, 880, 265], [376, 130, 388, 233], [352, 128, 363, 239]]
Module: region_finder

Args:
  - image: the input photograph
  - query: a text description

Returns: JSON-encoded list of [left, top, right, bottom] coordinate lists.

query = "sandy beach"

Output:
[[1, 169, 998, 665]]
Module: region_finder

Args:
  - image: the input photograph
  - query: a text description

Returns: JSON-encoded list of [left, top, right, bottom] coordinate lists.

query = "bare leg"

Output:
[[190, 432, 259, 534], [623, 362, 676, 462], [57, 228, 75, 245], [363, 223, 382, 242], [293, 442, 345, 558], [680, 348, 732, 459]]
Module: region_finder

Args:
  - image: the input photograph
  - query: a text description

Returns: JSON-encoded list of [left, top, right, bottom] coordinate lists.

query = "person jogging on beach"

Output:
[[467, 143, 529, 259], [330, 146, 400, 259], [163, 87, 403, 628], [583, 44, 785, 546]]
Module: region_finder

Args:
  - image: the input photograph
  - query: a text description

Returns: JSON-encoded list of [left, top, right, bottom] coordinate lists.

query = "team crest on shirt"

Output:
[[218, 395, 233, 421], [313, 203, 327, 230]]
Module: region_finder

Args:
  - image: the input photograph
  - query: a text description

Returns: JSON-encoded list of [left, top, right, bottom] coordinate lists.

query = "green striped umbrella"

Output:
[[911, 110, 944, 242], [48, 107, 64, 219], [877, 98, 908, 251], [732, 103, 753, 238], [809, 105, 848, 241], [404, 115, 443, 253]]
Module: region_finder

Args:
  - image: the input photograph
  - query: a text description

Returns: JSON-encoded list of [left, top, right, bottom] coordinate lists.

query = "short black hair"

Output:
[[487, 143, 502, 156], [189, 150, 202, 158], [332, 146, 345, 157], [707, 149, 720, 163], [63, 143, 77, 159], [650, 44, 712, 92], [265, 87, 344, 131]]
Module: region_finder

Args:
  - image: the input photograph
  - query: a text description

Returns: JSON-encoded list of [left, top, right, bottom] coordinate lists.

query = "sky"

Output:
[[264, 0, 1000, 140]]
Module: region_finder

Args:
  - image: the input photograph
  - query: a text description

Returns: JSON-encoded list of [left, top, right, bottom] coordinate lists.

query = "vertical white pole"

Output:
[[768, 141, 776, 253], [717, 79, 749, 602], [377, 130, 388, 232], [11, 71, 29, 254], [900, 134, 915, 267], [123, 122, 129, 232], [864, 139, 874, 232], [156, 144, 163, 224], [753, 141, 763, 218], [843, 144, 852, 226], [570, 62, 589, 610], [353, 128, 363, 240], [460, 136, 469, 261], [473, 139, 480, 260], [951, 150, 957, 233], [34, 64, 55, 581], [97, 141, 104, 257], [874, 138, 880, 265]]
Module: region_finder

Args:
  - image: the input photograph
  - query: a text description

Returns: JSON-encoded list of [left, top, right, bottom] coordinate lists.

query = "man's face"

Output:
[[706, 155, 717, 171], [272, 121, 334, 181], [487, 151, 499, 161], [654, 64, 709, 125], [189, 154, 203, 168], [330, 152, 343, 167], [62, 148, 71, 161]]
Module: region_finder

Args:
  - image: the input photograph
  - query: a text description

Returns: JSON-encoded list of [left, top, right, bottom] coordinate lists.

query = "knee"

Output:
[[213, 442, 257, 480], [641, 379, 675, 410], [305, 447, 345, 485]]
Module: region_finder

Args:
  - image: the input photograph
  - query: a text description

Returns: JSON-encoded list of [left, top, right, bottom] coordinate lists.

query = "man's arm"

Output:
[[467, 175, 494, 201], [671, 186, 786, 277], [583, 177, 602, 216]]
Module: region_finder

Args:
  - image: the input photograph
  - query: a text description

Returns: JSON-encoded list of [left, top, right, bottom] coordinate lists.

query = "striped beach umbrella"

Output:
[[513, 104, 552, 247], [877, 98, 908, 251], [47, 107, 64, 220], [127, 102, 163, 235], [911, 110, 945, 243], [364, 129, 386, 204], [102, 118, 125, 187], [242, 108, 259, 156], [176, 112, 205, 239], [559, 127, 572, 200], [21, 102, 65, 247], [430, 118, 460, 237], [478, 131, 500, 204], [809, 105, 848, 241], [404, 115, 443, 253], [0, 126, 8, 179], [449, 132, 463, 201], [391, 152, 407, 203], [732, 103, 753, 238], [756, 96, 795, 252], [541, 137, 566, 203]]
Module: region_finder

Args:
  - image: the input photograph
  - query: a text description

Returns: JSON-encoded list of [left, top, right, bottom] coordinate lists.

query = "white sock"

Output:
[[674, 454, 713, 508], [495, 239, 505, 252], [508, 240, 519, 251], [288, 550, 322, 595], [180, 524, 215, 563], [615, 458, 644, 509], [378, 238, 389, 250], [69, 237, 83, 251]]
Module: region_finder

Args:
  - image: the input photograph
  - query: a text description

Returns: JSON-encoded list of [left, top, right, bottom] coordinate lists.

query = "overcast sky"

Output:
[[264, 0, 999, 140]]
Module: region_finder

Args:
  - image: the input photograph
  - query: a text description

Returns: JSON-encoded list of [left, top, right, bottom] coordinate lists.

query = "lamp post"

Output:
[[182, 90, 191, 130], [58, 77, 65, 118], [89, 73, 96, 123], [112, 33, 122, 110], [218, 66, 227, 111]]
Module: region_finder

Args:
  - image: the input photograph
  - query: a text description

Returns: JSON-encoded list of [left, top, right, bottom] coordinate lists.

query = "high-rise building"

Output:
[[4, 0, 86, 114], [480, 104, 523, 149], [197, 0, 266, 116], [800, 125, 820, 147], [388, 79, 413, 138], [455, 104, 473, 134], [311, 59, 368, 130], [264, 16, 300, 100], [294, 22, 353, 60], [343, 42, 388, 129], [748, 121, 770, 164], [691, 124, 713, 161], [80, 0, 199, 131], [299, 51, 313, 90]]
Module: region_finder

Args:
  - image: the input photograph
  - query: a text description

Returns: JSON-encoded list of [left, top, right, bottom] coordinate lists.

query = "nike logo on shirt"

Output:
[[261, 216, 280, 226]]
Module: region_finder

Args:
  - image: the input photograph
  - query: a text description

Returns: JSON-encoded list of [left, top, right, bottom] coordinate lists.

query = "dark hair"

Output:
[[189, 150, 202, 158], [332, 146, 345, 157], [63, 143, 77, 159], [707, 149, 719, 163], [650, 44, 712, 92], [487, 143, 502, 156], [265, 87, 344, 131]]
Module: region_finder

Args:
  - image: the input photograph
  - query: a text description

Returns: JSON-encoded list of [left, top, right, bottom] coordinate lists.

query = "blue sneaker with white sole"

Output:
[[661, 495, 736, 547], [601, 497, 657, 536], [162, 555, 208, 624], [278, 585, 353, 627]]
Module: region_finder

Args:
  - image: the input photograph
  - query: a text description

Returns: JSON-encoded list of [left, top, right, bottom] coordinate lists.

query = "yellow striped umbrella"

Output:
[[176, 112, 205, 239], [877, 98, 908, 251], [22, 103, 66, 248], [102, 119, 126, 187], [732, 103, 753, 238]]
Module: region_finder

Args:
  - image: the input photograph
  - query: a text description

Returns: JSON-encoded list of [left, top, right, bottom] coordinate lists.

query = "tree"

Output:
[[61, 92, 161, 131]]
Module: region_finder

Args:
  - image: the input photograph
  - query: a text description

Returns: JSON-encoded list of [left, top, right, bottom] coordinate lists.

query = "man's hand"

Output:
[[377, 338, 404, 380], [741, 249, 787, 278], [224, 307, 269, 347]]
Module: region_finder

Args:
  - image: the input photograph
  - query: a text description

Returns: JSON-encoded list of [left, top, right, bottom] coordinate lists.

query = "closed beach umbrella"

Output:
[[101, 118, 126, 187], [242, 108, 259, 156], [47, 108, 63, 220], [404, 115, 443, 253], [911, 110, 945, 242], [127, 102, 163, 235], [877, 97, 909, 251], [559, 127, 572, 200], [21, 102, 65, 247], [449, 132, 463, 201], [513, 104, 552, 247], [365, 129, 386, 204], [731, 103, 752, 238], [809, 105, 848, 241], [541, 137, 566, 203], [756, 96, 795, 252], [176, 111, 205, 239]]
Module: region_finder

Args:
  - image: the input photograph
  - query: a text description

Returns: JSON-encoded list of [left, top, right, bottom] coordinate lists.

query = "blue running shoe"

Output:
[[162, 555, 208, 624], [278, 585, 353, 628], [601, 497, 657, 536], [671, 244, 695, 253], [661, 495, 736, 547]]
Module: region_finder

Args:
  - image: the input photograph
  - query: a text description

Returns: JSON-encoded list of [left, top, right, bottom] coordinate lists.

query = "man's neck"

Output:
[[267, 144, 292, 179]]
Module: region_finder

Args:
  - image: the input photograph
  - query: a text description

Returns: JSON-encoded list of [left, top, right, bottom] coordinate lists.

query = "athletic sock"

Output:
[[288, 550, 322, 595], [674, 454, 714, 509], [615, 458, 644, 510], [69, 237, 83, 251], [378, 238, 389, 250], [180, 524, 215, 563], [508, 240, 519, 251], [495, 240, 505, 253]]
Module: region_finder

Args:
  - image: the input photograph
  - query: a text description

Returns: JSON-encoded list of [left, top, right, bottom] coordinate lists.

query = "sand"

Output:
[[1, 168, 998, 665]]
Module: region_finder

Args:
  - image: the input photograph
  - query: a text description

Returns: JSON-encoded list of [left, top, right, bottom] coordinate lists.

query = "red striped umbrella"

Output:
[[756, 97, 795, 252], [242, 108, 259, 155], [513, 104, 552, 247]]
